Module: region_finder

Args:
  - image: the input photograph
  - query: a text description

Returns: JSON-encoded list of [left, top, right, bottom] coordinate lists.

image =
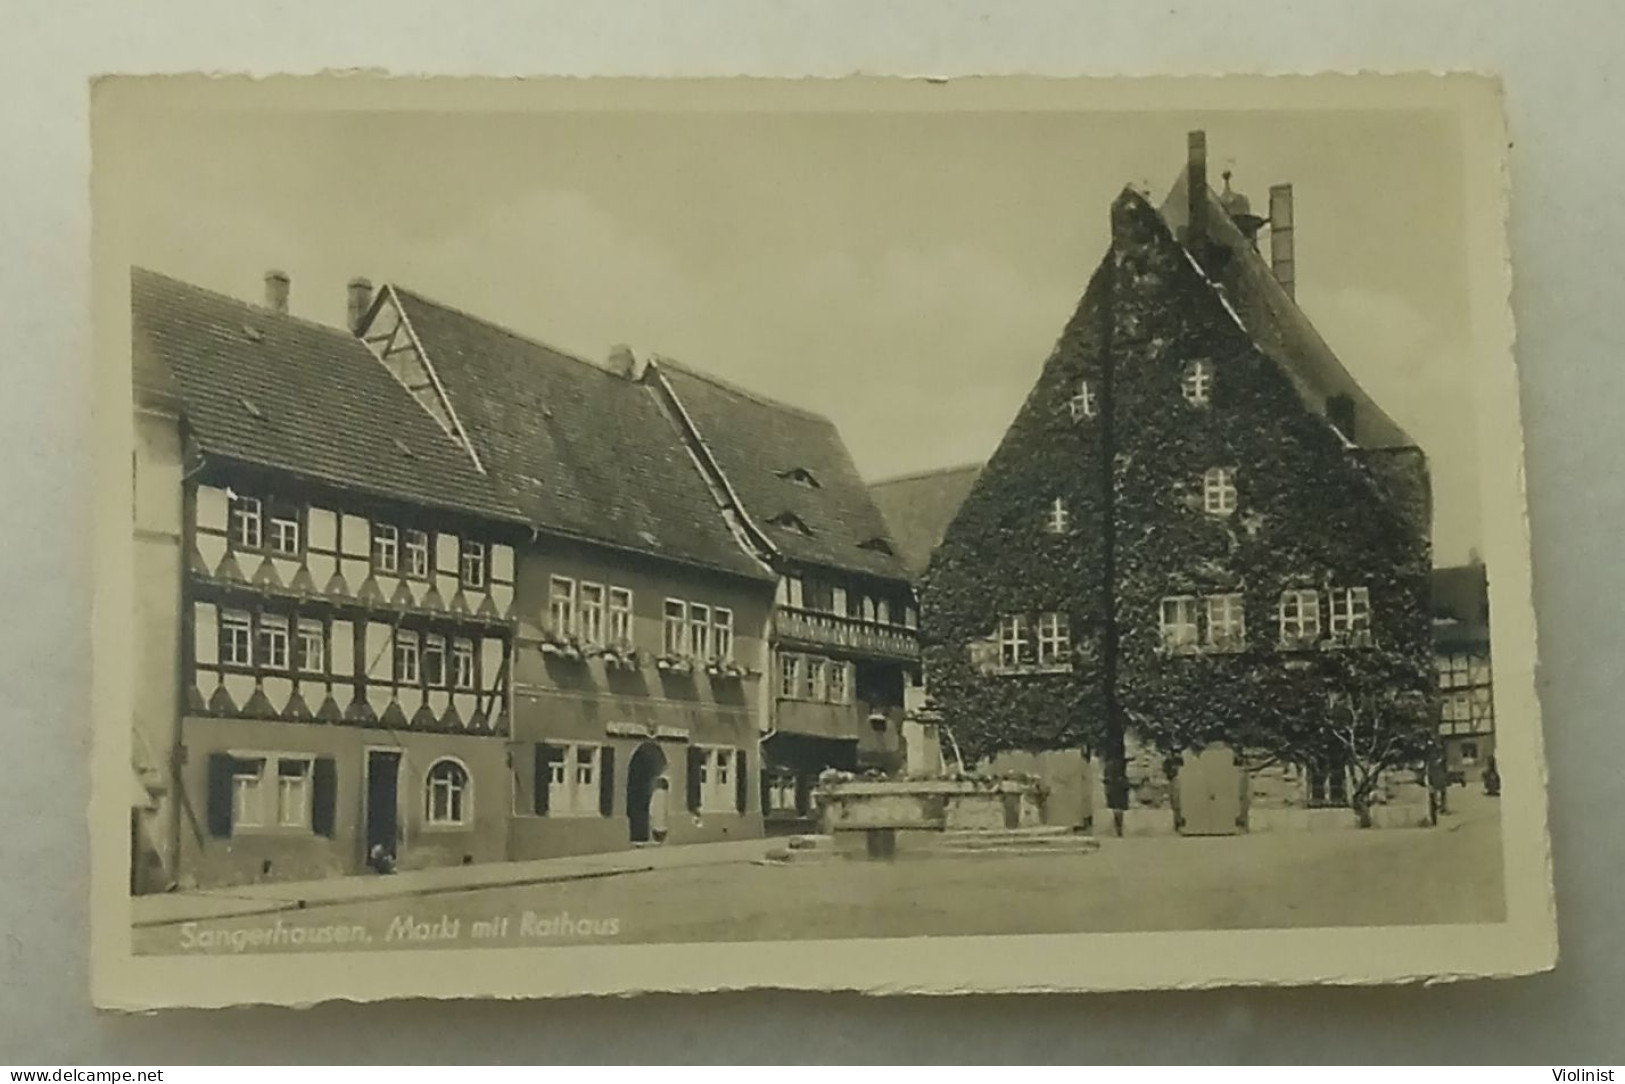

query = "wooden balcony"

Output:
[[773, 606, 919, 662]]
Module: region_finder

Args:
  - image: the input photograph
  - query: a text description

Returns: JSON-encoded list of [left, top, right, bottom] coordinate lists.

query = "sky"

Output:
[[101, 104, 1481, 565]]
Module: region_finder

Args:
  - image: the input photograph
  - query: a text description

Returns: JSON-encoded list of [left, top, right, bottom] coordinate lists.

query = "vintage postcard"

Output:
[[91, 73, 1554, 1008]]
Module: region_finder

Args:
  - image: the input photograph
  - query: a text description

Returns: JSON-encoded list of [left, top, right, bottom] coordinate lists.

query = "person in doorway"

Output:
[[648, 776, 671, 844], [1482, 755, 1502, 797]]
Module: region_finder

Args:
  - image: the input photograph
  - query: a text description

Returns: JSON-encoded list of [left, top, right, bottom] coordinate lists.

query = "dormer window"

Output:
[[1182, 359, 1213, 406], [1202, 467, 1237, 516], [1068, 379, 1096, 421], [768, 511, 813, 536], [857, 536, 894, 555], [1047, 497, 1070, 534], [776, 467, 821, 489]]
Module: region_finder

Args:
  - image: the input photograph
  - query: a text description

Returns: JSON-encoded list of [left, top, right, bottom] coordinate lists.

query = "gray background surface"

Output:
[[1, 0, 1619, 1063]]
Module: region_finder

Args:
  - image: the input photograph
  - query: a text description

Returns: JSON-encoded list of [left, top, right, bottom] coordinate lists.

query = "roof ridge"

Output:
[[389, 285, 624, 381], [131, 266, 371, 347], [868, 461, 986, 488], [655, 356, 832, 425]]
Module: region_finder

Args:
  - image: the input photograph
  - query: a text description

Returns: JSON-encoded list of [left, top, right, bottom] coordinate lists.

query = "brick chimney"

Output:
[[263, 270, 290, 314], [346, 277, 374, 334], [1268, 184, 1295, 299], [1186, 131, 1208, 251]]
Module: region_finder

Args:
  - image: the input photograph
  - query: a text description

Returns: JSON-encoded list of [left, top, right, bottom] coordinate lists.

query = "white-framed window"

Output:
[[267, 508, 301, 556], [1183, 359, 1213, 406], [779, 653, 801, 698], [803, 656, 827, 701], [608, 587, 633, 646], [451, 638, 476, 690], [545, 749, 568, 810], [275, 757, 312, 828], [424, 758, 470, 826], [220, 609, 253, 666], [545, 743, 604, 815], [573, 745, 597, 789], [1037, 611, 1071, 665], [578, 583, 606, 646], [904, 604, 918, 629], [1205, 594, 1245, 650], [228, 495, 262, 549], [257, 614, 290, 671], [1159, 596, 1200, 652], [231, 756, 267, 828], [700, 747, 739, 813], [784, 576, 804, 609], [1328, 586, 1372, 644], [394, 629, 420, 685], [422, 634, 447, 687], [827, 659, 850, 704], [712, 607, 734, 662], [663, 599, 688, 656], [460, 540, 487, 589], [1278, 589, 1322, 647], [403, 529, 431, 579], [688, 602, 712, 660], [999, 613, 1032, 667], [549, 576, 577, 637], [371, 523, 399, 574], [295, 618, 326, 674], [831, 585, 848, 616], [1069, 378, 1096, 420], [877, 598, 892, 626], [1203, 467, 1238, 515], [1047, 497, 1070, 534], [861, 595, 877, 622]]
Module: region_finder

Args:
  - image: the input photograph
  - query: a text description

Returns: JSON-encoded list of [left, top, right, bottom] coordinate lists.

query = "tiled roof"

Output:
[[869, 463, 984, 580], [656, 361, 913, 585], [1158, 176, 1416, 450], [388, 289, 773, 582], [131, 268, 524, 525]]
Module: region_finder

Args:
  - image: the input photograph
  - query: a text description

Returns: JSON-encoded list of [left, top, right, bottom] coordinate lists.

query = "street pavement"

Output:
[[132, 788, 1504, 955]]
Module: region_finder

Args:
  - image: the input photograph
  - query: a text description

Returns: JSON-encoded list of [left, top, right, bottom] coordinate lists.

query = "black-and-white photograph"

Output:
[[94, 75, 1551, 1005]]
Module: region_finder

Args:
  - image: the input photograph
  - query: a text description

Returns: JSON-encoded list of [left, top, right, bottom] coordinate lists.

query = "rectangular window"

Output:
[[712, 608, 734, 663], [1205, 594, 1246, 650], [574, 745, 598, 791], [549, 576, 577, 637], [276, 757, 311, 828], [664, 599, 688, 656], [827, 660, 850, 705], [785, 577, 804, 609], [232, 757, 266, 827], [608, 587, 634, 646], [220, 610, 253, 666], [451, 638, 476, 690], [876, 598, 892, 626], [258, 614, 290, 671], [779, 653, 801, 698], [832, 585, 848, 616], [295, 618, 326, 675], [1279, 589, 1322, 647], [1203, 468, 1238, 515], [999, 613, 1032, 667], [228, 495, 263, 549], [460, 540, 487, 589], [371, 523, 399, 574], [688, 602, 712, 660], [1329, 586, 1372, 644], [1159, 596, 1199, 652], [1047, 497, 1070, 534], [904, 604, 918, 629], [403, 529, 431, 579], [701, 748, 737, 812], [422, 634, 447, 687], [394, 630, 420, 685], [803, 656, 827, 701], [546, 749, 569, 812], [578, 583, 606, 646], [1069, 379, 1096, 421], [267, 507, 301, 556], [1036, 611, 1071, 665]]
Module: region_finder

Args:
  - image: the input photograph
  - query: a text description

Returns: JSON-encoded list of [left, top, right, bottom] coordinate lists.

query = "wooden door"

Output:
[[1177, 746, 1243, 836]]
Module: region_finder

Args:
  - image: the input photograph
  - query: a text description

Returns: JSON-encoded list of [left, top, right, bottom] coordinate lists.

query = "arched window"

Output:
[[424, 758, 470, 826]]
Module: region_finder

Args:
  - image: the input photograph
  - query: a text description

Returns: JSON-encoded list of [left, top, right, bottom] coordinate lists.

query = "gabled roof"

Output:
[[131, 268, 523, 525], [869, 463, 984, 580], [1158, 175, 1416, 450], [384, 289, 773, 582], [652, 359, 913, 584]]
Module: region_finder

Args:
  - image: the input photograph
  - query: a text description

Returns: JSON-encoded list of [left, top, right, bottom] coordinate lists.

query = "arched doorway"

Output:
[[626, 741, 668, 843]]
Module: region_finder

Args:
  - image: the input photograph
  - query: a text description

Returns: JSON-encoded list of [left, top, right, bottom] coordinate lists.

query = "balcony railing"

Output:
[[773, 606, 919, 661]]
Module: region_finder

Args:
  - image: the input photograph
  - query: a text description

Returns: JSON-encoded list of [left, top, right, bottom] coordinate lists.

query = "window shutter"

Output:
[[206, 754, 235, 839], [311, 757, 338, 837], [686, 746, 705, 812], [599, 747, 616, 817], [734, 749, 748, 814], [533, 744, 556, 816]]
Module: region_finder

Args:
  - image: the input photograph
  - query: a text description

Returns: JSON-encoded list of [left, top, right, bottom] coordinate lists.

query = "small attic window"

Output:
[[776, 467, 821, 489], [857, 537, 895, 556], [767, 511, 813, 537], [240, 324, 265, 344], [238, 397, 266, 422]]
